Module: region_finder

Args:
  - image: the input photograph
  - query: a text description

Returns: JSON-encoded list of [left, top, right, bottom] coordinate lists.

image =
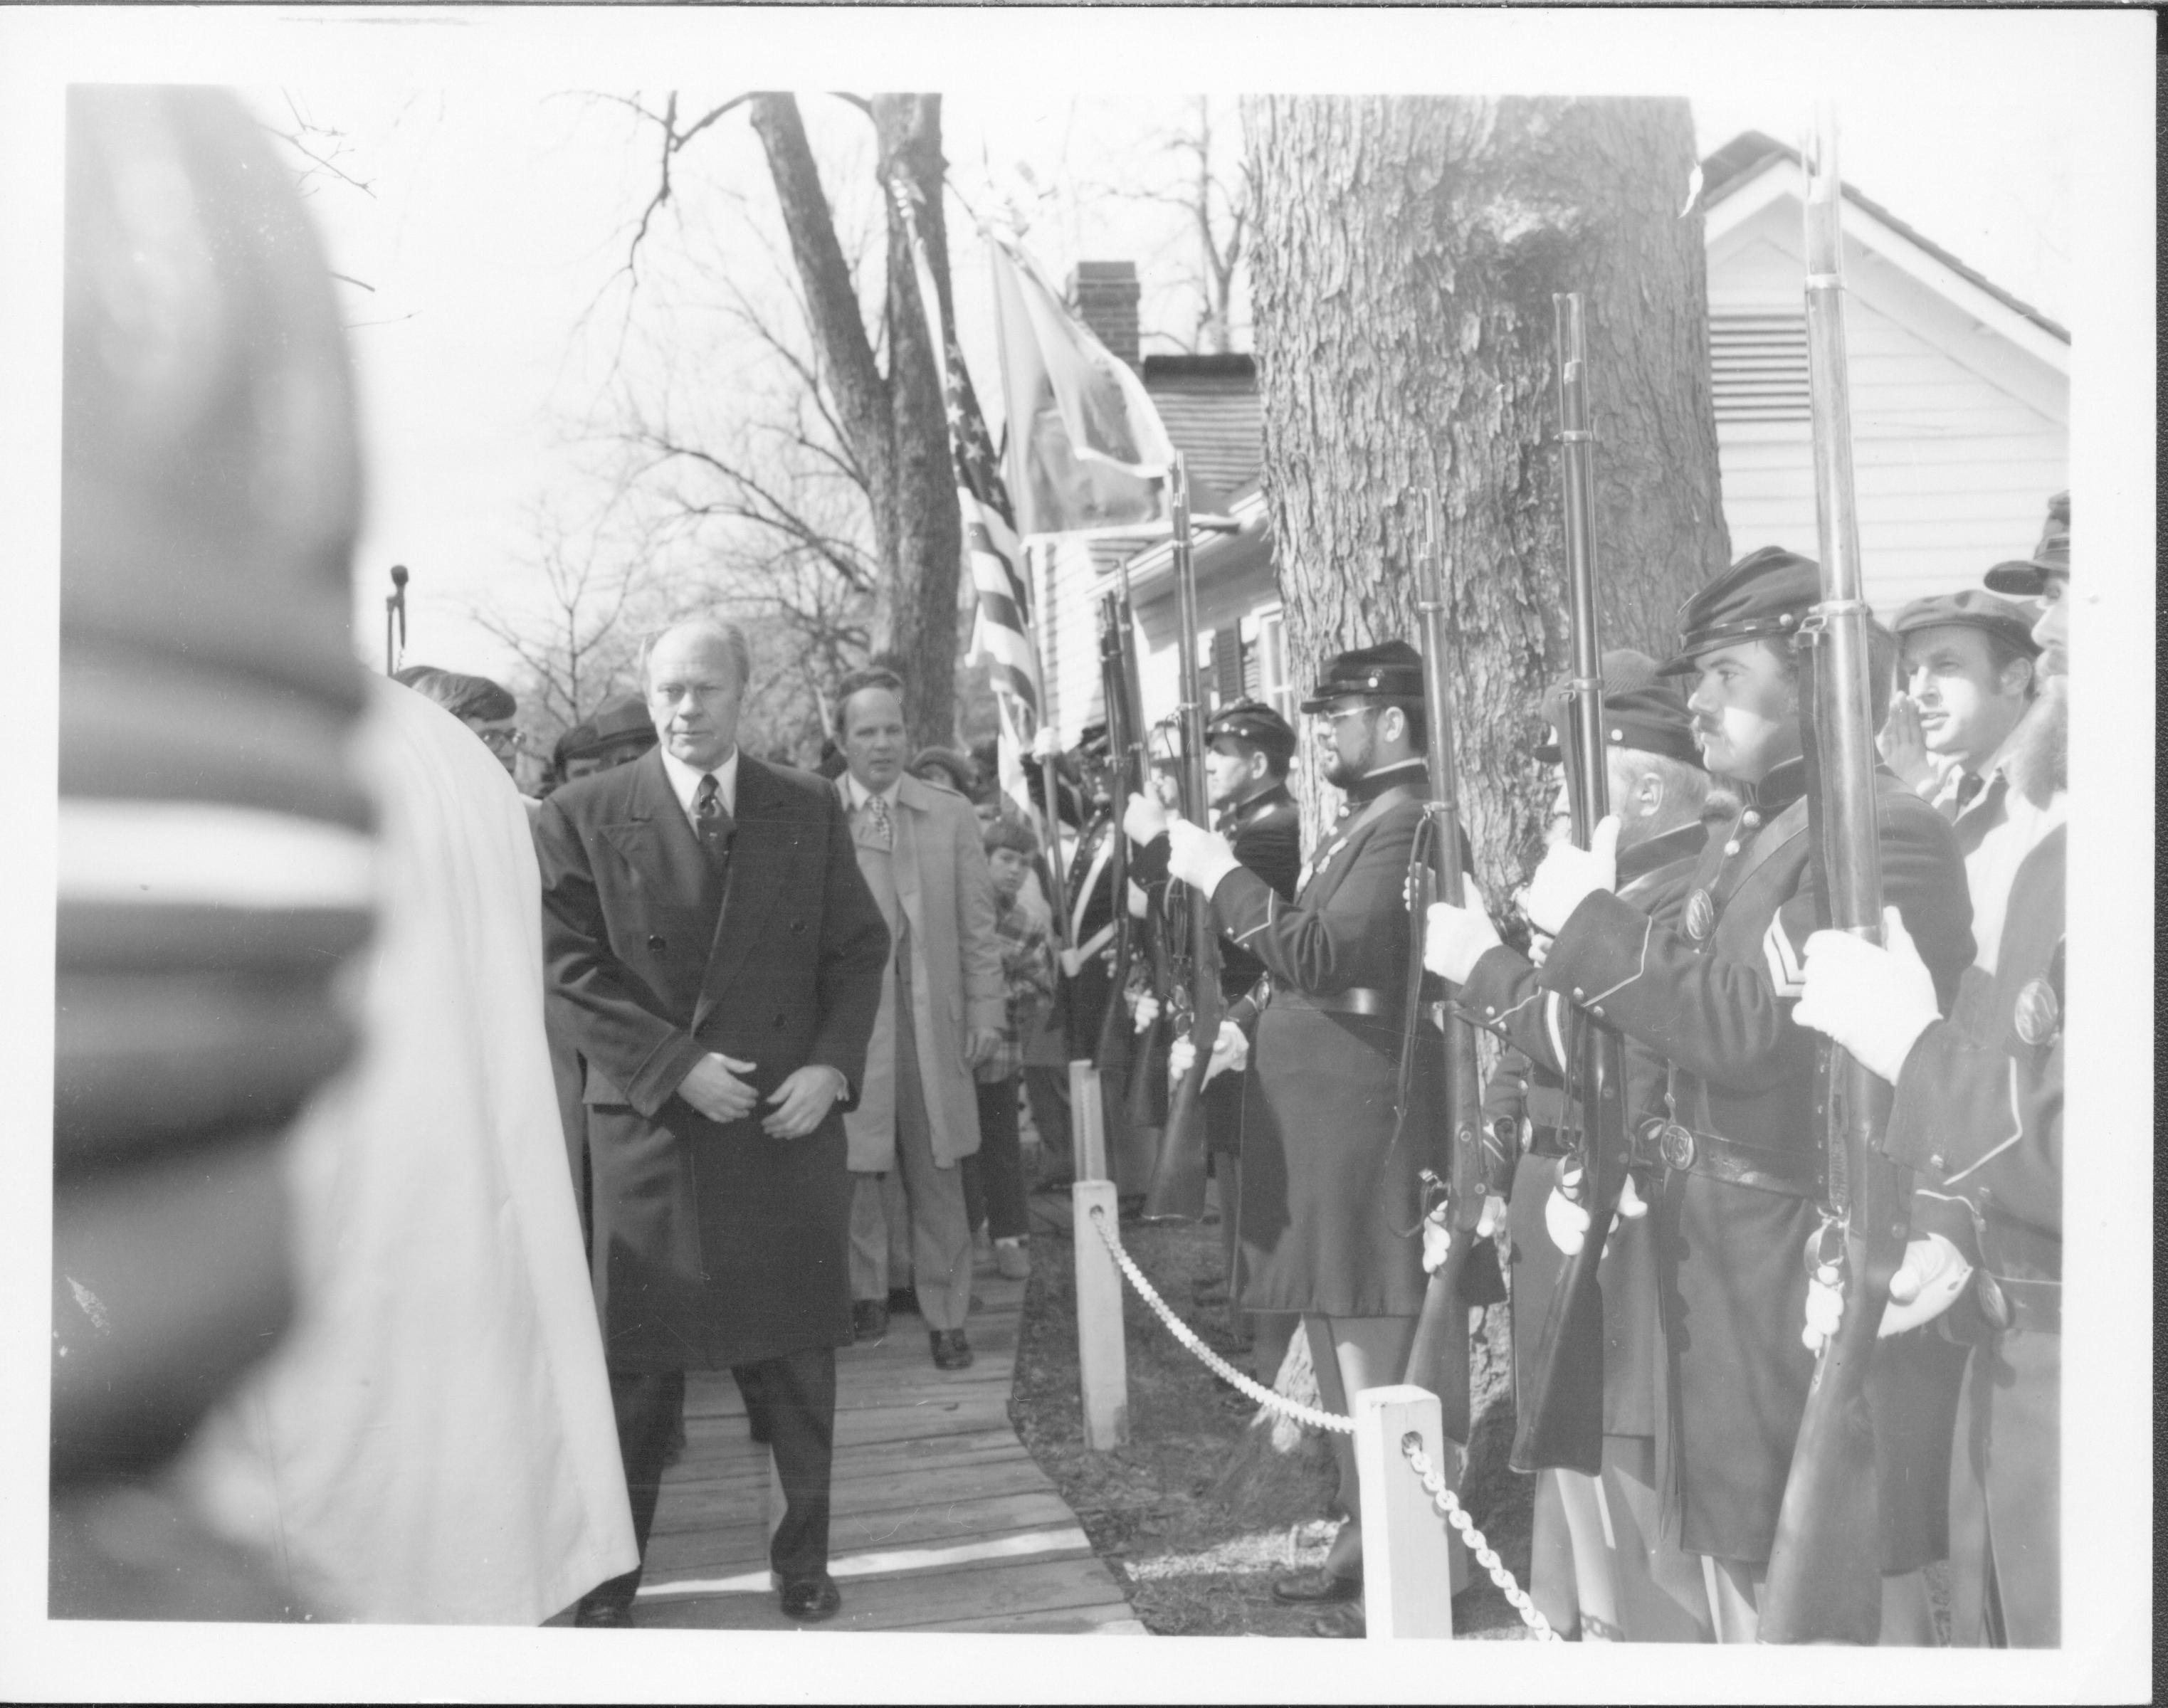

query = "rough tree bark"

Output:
[[1243, 96, 1731, 893], [748, 93, 962, 749]]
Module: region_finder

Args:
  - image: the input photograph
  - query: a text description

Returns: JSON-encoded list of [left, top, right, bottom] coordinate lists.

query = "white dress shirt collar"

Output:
[[658, 745, 740, 823], [841, 771, 903, 814]]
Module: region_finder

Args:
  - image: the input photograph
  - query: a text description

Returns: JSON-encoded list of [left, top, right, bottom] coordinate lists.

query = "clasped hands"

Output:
[[1421, 1192, 1507, 1275], [1801, 1230, 1973, 1351], [1124, 794, 1241, 896], [679, 1052, 848, 1139]]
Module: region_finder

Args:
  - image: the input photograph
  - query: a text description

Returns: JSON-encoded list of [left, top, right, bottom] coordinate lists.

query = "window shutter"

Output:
[[1211, 627, 1245, 710]]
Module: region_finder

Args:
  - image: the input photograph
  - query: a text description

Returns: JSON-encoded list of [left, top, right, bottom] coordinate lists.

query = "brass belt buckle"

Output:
[[1656, 1122, 1697, 1171]]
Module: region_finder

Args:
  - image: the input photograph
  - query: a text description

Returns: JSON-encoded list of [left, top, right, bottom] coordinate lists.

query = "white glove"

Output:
[[1881, 1233, 1972, 1337], [1793, 906, 1940, 1085], [1058, 947, 1086, 980], [1544, 1166, 1645, 1257], [1127, 878, 1149, 919], [1031, 726, 1061, 762], [1165, 816, 1241, 897], [1424, 880, 1500, 985], [1132, 990, 1160, 1035], [1122, 790, 1170, 847], [1422, 1193, 1505, 1275], [1520, 816, 1621, 935], [1802, 1255, 1845, 1354], [1527, 929, 1554, 970], [1167, 1017, 1248, 1087]]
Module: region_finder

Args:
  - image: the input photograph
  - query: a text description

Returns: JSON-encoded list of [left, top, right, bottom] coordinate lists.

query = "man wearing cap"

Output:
[[1791, 492, 2068, 1646], [557, 692, 661, 785], [1426, 650, 1717, 1642], [1499, 547, 1975, 1641], [1153, 641, 1509, 1628], [1123, 700, 1303, 1366]]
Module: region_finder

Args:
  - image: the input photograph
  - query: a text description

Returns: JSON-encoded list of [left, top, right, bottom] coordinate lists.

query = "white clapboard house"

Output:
[[1028, 132, 2069, 741]]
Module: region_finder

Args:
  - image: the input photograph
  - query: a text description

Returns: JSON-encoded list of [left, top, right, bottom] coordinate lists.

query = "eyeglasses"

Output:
[[1310, 703, 1377, 728], [472, 724, 526, 754]]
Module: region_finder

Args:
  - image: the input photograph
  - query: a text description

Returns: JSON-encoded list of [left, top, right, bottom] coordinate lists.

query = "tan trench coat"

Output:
[[839, 771, 1005, 1171]]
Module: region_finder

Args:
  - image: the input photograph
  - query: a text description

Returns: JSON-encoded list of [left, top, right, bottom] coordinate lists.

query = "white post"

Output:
[[1354, 1384, 1456, 1638], [1069, 1058, 1107, 1181], [1071, 1178, 1130, 1450]]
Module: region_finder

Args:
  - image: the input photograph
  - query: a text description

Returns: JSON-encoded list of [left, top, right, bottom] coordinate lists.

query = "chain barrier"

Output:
[[1083, 1204, 1556, 1639]]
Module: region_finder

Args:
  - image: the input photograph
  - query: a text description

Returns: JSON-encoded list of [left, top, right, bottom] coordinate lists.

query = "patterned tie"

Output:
[[863, 791, 894, 851], [693, 772, 733, 873]]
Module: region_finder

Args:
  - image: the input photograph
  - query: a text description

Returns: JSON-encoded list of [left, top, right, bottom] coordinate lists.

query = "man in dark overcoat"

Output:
[[1512, 548, 1975, 1640], [535, 615, 890, 1626], [1154, 642, 1512, 1629]]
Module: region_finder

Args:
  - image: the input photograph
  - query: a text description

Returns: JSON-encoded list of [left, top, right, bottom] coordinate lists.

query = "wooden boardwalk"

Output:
[[621, 1270, 1145, 1635]]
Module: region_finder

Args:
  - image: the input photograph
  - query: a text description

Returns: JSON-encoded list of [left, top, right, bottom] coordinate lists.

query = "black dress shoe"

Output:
[[1271, 1566, 1362, 1605], [930, 1329, 974, 1371], [779, 1576, 841, 1622], [574, 1597, 636, 1628], [886, 1287, 919, 1317], [851, 1299, 889, 1343], [1308, 1601, 1365, 1638]]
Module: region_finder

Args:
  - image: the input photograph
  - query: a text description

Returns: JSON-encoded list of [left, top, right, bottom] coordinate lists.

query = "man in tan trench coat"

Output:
[[833, 669, 1006, 1369]]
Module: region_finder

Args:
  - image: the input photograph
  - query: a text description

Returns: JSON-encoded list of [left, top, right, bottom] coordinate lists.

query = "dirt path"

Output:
[[1008, 1193, 1535, 1639]]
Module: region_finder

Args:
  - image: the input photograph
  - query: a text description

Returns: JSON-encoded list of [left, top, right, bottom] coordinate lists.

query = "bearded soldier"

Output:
[[1499, 548, 1976, 1641]]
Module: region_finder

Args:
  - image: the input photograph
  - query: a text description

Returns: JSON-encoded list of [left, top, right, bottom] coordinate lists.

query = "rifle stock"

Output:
[[1509, 292, 1635, 1477], [1091, 592, 1142, 1092], [1760, 106, 1905, 1646], [1143, 456, 1220, 1223]]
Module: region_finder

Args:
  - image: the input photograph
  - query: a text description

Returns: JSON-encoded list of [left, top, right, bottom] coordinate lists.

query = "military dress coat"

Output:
[[1462, 818, 1710, 1443], [1210, 764, 1490, 1319], [1132, 781, 1303, 1154], [1883, 823, 2063, 1645], [534, 749, 890, 1374], [836, 771, 1006, 1174], [1536, 758, 1975, 1566]]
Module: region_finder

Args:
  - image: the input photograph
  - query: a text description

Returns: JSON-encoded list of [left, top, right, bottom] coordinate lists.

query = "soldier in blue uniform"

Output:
[[1426, 650, 1717, 1641], [1793, 496, 2068, 1646], [1505, 548, 1976, 1641], [1154, 642, 1511, 1625]]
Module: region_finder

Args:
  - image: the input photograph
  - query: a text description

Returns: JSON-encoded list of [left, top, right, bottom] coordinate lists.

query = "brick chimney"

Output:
[[1068, 260, 1141, 371]]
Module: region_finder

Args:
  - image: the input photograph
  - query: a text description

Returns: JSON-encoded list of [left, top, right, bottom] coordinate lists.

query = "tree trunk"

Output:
[[748, 93, 962, 753], [1243, 96, 1730, 891]]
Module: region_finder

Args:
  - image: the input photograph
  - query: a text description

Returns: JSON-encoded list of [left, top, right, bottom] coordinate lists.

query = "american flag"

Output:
[[893, 181, 1044, 821]]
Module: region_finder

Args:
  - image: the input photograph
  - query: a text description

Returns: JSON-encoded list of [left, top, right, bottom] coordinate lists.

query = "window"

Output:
[[1710, 311, 1810, 423], [1253, 606, 1297, 725]]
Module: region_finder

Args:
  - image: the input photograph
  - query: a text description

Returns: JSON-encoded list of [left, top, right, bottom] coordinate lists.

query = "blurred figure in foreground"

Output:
[[175, 682, 638, 1623]]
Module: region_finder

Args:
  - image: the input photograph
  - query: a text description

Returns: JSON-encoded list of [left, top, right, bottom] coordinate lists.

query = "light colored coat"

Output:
[[840, 771, 1005, 1172]]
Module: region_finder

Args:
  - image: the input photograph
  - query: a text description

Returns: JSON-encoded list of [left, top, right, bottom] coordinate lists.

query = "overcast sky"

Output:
[[253, 34, 2079, 691]]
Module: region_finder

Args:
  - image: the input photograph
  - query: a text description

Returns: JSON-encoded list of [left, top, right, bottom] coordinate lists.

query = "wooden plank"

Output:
[[633, 1554, 1130, 1633], [646, 1492, 1080, 1576], [1070, 1060, 1107, 1181], [908, 1603, 1147, 1635]]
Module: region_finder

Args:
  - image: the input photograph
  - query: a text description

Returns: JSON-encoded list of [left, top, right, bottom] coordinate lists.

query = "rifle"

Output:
[[1141, 454, 1220, 1223], [384, 564, 409, 675], [1507, 293, 1636, 1477], [1759, 105, 1905, 1646], [1399, 490, 1508, 1446], [1090, 587, 1146, 1096]]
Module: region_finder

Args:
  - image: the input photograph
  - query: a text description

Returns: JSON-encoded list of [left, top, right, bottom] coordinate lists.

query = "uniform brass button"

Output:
[[1590, 1006, 1604, 1018], [1929, 1154, 1945, 1172], [1723, 840, 1742, 856], [647, 934, 665, 950], [1572, 987, 1586, 1000], [1742, 810, 1762, 829]]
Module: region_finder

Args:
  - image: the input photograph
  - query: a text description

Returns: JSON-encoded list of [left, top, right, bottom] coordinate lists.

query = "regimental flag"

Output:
[[985, 231, 1174, 539], [892, 181, 1043, 823]]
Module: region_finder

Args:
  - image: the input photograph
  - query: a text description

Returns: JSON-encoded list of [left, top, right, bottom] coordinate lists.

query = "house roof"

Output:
[[1700, 131, 2069, 344], [1142, 353, 1261, 517]]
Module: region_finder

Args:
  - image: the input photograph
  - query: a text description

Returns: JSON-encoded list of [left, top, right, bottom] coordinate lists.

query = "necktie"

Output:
[[1954, 771, 1987, 811], [863, 791, 894, 850], [693, 773, 733, 873]]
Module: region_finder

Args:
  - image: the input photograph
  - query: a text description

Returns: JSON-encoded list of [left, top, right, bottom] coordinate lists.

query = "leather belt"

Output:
[[1634, 1119, 1825, 1200], [1280, 985, 1393, 1020]]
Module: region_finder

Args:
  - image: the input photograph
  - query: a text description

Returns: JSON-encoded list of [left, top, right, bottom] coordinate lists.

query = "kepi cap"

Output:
[[1298, 638, 1424, 712], [909, 746, 978, 795], [1535, 649, 1704, 769], [1204, 698, 1298, 761], [1892, 589, 2041, 658], [1657, 546, 1821, 676], [1984, 491, 2069, 595]]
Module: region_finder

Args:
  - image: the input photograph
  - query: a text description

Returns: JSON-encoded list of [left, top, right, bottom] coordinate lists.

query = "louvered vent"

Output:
[[1710, 312, 1810, 423]]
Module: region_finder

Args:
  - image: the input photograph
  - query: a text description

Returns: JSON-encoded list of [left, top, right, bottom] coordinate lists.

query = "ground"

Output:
[[1007, 1189, 1534, 1640]]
